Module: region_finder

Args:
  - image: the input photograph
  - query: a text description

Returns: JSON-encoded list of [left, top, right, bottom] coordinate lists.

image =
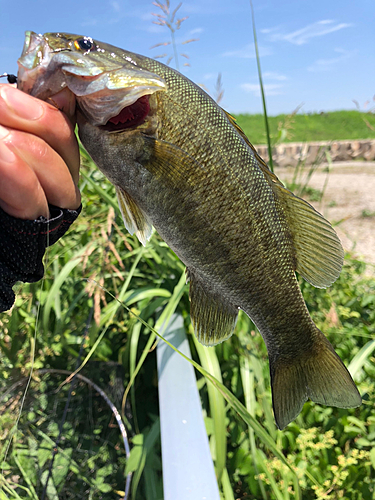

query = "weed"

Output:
[[361, 209, 375, 218], [150, 0, 198, 70]]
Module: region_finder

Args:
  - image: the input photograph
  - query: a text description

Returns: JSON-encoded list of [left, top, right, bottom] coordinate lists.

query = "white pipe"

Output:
[[157, 314, 220, 500]]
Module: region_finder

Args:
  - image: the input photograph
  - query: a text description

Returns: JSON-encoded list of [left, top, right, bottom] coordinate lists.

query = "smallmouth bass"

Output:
[[17, 31, 361, 429]]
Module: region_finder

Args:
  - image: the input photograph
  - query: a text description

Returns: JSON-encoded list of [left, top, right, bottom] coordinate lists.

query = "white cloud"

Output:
[[241, 83, 283, 96], [307, 48, 356, 72], [263, 20, 353, 45], [262, 71, 287, 81], [260, 26, 282, 35], [189, 28, 203, 35], [222, 43, 272, 58]]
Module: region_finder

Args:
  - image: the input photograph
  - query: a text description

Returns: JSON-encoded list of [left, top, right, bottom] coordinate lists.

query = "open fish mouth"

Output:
[[17, 31, 166, 128], [100, 95, 151, 132], [48, 88, 151, 132]]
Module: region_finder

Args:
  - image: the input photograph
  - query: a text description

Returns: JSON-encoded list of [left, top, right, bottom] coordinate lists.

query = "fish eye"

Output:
[[74, 38, 94, 51]]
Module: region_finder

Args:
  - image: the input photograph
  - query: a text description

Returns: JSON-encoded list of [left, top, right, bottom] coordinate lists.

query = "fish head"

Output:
[[17, 31, 167, 126]]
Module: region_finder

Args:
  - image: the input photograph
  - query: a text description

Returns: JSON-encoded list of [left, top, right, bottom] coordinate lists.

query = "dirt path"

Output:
[[279, 162, 375, 273]]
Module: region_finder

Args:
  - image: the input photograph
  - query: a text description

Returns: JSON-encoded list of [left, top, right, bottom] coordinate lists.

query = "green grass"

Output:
[[235, 110, 375, 144], [1, 152, 375, 499]]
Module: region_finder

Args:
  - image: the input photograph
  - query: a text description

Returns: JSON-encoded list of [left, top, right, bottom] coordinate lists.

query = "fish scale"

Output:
[[17, 31, 361, 429]]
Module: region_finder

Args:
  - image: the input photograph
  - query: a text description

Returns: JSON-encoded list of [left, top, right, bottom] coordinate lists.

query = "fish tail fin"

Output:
[[270, 327, 361, 430]]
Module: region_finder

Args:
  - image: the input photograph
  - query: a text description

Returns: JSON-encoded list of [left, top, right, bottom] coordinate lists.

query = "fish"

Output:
[[17, 31, 361, 429]]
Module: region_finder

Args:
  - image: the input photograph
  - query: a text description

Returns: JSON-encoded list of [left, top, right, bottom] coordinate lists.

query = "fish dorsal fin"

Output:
[[187, 269, 238, 346], [223, 109, 344, 288], [115, 186, 152, 246], [274, 184, 343, 288]]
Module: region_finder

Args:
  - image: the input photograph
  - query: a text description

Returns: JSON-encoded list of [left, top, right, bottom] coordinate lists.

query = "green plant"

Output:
[[150, 0, 198, 70]]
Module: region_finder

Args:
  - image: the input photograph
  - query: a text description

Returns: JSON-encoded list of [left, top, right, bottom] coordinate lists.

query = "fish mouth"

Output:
[[51, 90, 151, 132], [100, 94, 151, 132], [17, 31, 166, 130]]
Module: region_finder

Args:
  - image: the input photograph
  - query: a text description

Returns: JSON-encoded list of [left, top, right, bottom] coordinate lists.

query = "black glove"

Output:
[[0, 204, 82, 312]]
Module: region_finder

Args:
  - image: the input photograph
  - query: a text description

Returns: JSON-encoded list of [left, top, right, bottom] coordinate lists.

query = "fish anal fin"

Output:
[[270, 328, 361, 430], [275, 185, 344, 288], [188, 270, 238, 346], [115, 186, 152, 246]]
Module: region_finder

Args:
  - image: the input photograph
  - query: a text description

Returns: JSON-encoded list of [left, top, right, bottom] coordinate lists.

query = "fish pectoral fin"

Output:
[[142, 135, 201, 183], [115, 186, 152, 246], [270, 326, 361, 430], [273, 184, 344, 288], [188, 270, 238, 346]]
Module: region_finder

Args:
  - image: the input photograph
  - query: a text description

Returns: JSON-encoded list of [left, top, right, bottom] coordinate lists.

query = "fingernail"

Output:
[[0, 125, 15, 163], [0, 124, 10, 140], [1, 86, 44, 120], [0, 141, 16, 163]]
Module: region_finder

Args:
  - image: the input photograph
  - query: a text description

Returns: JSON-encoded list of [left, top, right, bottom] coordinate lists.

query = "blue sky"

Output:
[[1, 0, 374, 115]]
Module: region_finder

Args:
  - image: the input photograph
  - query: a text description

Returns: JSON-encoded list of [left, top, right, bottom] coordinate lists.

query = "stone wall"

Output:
[[254, 139, 375, 168]]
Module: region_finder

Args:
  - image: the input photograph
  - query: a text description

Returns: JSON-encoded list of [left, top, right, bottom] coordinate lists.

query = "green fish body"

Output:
[[17, 32, 361, 429]]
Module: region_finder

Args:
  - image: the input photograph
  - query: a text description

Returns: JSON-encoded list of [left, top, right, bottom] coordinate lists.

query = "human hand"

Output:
[[0, 84, 81, 220]]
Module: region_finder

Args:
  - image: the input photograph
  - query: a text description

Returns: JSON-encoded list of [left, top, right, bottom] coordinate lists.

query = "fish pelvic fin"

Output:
[[115, 186, 152, 246], [270, 327, 361, 430], [188, 270, 238, 346]]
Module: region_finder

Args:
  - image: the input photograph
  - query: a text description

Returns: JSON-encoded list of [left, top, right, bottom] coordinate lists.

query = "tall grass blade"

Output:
[[12, 453, 39, 500], [42, 243, 93, 333], [0, 479, 30, 499], [250, 0, 274, 172], [130, 418, 160, 500], [248, 351, 276, 438], [347, 339, 375, 380], [122, 272, 187, 415], [143, 465, 160, 500], [221, 467, 235, 500], [129, 322, 142, 434], [98, 246, 146, 325], [240, 355, 268, 499], [193, 336, 226, 483]]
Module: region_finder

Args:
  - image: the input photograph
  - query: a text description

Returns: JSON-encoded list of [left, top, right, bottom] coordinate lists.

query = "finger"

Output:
[[0, 126, 49, 219], [0, 84, 80, 185], [3, 127, 81, 213]]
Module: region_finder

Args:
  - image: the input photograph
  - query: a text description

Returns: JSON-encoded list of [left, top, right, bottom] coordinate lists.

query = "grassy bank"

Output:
[[1, 151, 375, 499], [235, 110, 375, 144]]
